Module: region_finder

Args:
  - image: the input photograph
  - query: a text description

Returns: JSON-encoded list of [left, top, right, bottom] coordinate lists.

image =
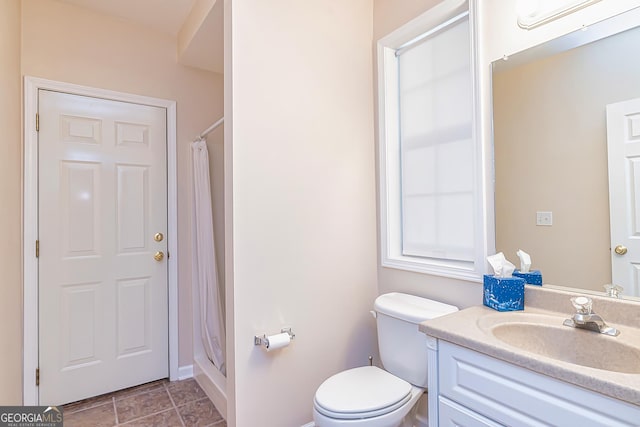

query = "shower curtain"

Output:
[[191, 138, 226, 375]]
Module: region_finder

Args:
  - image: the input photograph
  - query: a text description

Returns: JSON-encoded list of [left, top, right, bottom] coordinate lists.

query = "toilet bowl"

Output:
[[313, 366, 424, 427], [312, 293, 458, 427]]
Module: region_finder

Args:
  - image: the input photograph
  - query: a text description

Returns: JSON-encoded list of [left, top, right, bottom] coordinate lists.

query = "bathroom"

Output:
[[1, 0, 639, 426]]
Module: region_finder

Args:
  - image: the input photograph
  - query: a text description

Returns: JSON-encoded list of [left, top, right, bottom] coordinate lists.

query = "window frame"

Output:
[[376, 0, 489, 282]]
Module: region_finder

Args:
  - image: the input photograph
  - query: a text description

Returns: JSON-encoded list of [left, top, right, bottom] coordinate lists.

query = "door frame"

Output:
[[22, 76, 179, 404]]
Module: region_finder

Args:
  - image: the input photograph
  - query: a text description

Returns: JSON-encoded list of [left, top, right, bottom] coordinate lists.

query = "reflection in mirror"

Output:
[[492, 13, 640, 298]]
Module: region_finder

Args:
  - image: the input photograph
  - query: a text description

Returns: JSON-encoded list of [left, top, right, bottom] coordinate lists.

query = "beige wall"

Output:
[[226, 0, 378, 425], [20, 0, 224, 370], [373, 0, 441, 39], [494, 26, 640, 291], [0, 0, 23, 405]]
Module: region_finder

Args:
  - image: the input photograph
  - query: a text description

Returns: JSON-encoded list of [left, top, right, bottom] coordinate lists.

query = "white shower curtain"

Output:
[[191, 138, 226, 375]]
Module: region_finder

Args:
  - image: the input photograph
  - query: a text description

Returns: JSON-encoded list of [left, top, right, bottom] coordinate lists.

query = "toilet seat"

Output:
[[313, 366, 412, 420]]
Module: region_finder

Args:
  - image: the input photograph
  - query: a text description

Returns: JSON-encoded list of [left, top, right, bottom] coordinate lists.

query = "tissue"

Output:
[[516, 249, 531, 273], [484, 252, 525, 311], [487, 252, 516, 278], [513, 249, 543, 285]]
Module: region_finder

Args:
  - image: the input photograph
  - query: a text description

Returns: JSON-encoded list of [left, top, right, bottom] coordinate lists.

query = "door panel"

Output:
[[38, 90, 168, 405], [117, 165, 149, 252], [61, 161, 101, 257], [116, 277, 152, 357], [60, 282, 101, 369]]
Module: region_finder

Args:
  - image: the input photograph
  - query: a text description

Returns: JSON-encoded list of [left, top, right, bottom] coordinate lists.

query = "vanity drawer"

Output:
[[439, 396, 502, 427], [438, 341, 640, 427]]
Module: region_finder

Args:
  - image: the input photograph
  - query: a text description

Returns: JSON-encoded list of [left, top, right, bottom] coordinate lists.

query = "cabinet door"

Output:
[[438, 341, 640, 427], [439, 397, 503, 427]]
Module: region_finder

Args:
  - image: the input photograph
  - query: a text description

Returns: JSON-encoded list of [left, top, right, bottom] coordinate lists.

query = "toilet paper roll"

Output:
[[266, 332, 290, 351]]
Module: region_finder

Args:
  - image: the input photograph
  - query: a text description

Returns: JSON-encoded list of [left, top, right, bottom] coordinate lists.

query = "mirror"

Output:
[[492, 11, 640, 298]]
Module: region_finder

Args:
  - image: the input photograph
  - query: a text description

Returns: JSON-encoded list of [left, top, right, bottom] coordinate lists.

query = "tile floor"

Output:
[[62, 378, 226, 427]]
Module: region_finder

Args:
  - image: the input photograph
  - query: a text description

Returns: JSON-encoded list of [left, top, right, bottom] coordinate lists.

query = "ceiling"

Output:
[[58, 0, 223, 73]]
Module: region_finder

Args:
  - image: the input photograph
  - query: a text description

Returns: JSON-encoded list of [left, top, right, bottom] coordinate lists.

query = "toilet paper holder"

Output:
[[254, 327, 295, 348]]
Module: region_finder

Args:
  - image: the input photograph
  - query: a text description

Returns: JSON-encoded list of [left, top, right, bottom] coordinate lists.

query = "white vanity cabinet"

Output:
[[426, 338, 640, 427]]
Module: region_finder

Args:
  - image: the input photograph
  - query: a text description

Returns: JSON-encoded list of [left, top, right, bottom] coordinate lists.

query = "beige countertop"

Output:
[[419, 286, 640, 406]]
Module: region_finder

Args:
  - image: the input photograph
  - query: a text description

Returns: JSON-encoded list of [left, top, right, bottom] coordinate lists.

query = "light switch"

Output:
[[536, 211, 553, 226]]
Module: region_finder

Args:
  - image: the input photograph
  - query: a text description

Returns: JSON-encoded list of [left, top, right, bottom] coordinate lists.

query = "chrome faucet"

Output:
[[563, 296, 619, 337], [604, 284, 623, 298]]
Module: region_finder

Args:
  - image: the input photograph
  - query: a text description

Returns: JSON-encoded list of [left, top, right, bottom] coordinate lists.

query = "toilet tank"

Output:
[[374, 293, 458, 387]]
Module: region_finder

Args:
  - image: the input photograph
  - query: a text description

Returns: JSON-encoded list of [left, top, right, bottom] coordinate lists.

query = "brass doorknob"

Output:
[[154, 232, 164, 242], [154, 251, 164, 261], [614, 245, 628, 255]]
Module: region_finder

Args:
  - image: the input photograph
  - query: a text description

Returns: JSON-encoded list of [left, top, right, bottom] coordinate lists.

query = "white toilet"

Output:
[[313, 292, 458, 427]]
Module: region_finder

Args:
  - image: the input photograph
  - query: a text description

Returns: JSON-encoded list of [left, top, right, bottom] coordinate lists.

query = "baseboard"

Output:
[[178, 364, 194, 380]]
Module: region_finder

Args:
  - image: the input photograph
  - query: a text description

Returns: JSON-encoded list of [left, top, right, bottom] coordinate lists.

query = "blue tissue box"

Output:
[[483, 275, 525, 312], [513, 269, 542, 286]]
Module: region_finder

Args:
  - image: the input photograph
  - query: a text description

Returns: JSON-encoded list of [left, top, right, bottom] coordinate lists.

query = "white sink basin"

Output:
[[478, 312, 640, 374]]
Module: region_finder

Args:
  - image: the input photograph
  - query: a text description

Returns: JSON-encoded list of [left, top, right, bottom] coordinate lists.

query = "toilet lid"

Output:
[[314, 366, 412, 420]]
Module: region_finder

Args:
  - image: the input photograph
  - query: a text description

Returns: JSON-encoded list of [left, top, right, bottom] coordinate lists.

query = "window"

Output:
[[377, 0, 486, 281]]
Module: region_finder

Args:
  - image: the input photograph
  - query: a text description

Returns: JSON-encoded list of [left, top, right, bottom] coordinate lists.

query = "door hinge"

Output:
[[35, 240, 39, 258], [36, 368, 40, 386], [36, 113, 39, 132]]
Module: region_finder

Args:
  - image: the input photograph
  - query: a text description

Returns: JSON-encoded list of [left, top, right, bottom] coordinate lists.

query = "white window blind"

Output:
[[377, 0, 486, 281], [397, 16, 474, 263]]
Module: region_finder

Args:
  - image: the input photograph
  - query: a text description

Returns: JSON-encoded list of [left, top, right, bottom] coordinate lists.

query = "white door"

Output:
[[38, 90, 168, 405], [607, 97, 640, 297]]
